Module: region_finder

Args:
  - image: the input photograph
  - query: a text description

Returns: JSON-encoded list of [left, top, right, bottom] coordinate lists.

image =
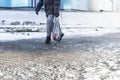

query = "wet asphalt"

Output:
[[0, 33, 120, 53]]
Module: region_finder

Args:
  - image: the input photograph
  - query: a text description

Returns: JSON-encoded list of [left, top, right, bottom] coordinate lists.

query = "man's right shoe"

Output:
[[57, 33, 64, 42], [45, 36, 51, 44]]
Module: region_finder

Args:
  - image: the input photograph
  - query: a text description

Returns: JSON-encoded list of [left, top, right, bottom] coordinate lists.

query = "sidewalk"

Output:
[[0, 32, 120, 80]]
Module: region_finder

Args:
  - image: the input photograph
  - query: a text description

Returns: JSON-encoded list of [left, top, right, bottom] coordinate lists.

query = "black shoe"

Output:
[[45, 36, 51, 44], [57, 33, 64, 42]]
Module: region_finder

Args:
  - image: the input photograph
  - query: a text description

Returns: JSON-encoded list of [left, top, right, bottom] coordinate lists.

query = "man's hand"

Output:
[[55, 15, 59, 17], [35, 8, 39, 15], [35, 11, 38, 15]]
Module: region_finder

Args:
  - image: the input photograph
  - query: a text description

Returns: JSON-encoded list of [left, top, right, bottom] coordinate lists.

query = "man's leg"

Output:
[[45, 15, 54, 44]]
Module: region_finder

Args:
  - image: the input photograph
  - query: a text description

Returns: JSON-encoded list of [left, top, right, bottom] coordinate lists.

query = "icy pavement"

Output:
[[0, 27, 120, 80], [0, 27, 120, 52]]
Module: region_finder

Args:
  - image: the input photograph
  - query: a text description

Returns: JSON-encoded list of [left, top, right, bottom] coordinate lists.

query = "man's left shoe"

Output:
[[45, 36, 51, 44]]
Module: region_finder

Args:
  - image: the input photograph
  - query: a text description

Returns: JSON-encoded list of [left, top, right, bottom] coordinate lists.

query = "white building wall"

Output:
[[12, 0, 29, 7], [89, 0, 112, 12], [71, 0, 88, 10], [116, 0, 120, 11], [88, 0, 103, 11]]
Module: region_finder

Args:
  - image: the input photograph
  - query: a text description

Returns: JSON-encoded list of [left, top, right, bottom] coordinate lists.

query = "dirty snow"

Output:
[[0, 27, 120, 41], [0, 51, 120, 80], [0, 10, 120, 80]]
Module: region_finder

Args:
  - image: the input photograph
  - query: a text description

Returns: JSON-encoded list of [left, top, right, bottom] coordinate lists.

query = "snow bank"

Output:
[[1, 10, 120, 27]]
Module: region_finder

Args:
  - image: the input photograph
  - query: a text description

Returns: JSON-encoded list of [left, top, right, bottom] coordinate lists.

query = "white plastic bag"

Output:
[[52, 17, 62, 41]]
